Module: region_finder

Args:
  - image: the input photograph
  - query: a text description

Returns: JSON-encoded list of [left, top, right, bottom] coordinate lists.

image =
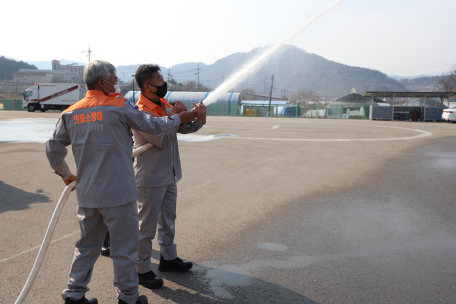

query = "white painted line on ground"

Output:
[[0, 230, 80, 264], [271, 125, 280, 129], [177, 134, 237, 142], [179, 155, 281, 196], [231, 126, 432, 142]]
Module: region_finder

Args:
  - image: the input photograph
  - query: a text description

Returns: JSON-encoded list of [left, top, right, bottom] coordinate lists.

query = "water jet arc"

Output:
[[201, 0, 346, 107]]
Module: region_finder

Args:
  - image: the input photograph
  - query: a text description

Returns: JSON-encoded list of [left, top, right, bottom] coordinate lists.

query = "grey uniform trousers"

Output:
[[136, 182, 178, 274], [61, 202, 139, 304]]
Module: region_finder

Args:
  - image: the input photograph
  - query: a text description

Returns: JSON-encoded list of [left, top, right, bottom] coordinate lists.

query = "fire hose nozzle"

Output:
[[190, 101, 204, 112]]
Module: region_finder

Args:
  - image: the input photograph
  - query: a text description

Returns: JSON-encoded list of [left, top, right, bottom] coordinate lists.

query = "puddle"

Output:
[[257, 242, 288, 251], [199, 266, 252, 299], [200, 255, 319, 299], [435, 158, 456, 169], [0, 118, 57, 143], [0, 118, 236, 143]]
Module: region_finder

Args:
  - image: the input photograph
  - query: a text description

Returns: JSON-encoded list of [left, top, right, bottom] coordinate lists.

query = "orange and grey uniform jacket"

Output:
[[45, 90, 181, 208], [133, 94, 203, 188]]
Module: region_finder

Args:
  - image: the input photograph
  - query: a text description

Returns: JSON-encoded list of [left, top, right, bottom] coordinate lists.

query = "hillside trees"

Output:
[[0, 56, 37, 80], [168, 80, 211, 92], [438, 65, 456, 92], [289, 88, 320, 105]]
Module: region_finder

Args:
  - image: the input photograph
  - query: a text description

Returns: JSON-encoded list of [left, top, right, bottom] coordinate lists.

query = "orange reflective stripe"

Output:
[[62, 90, 125, 114], [136, 94, 173, 117]]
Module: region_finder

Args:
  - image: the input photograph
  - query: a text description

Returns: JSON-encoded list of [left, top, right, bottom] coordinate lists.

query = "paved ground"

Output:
[[1, 111, 455, 303]]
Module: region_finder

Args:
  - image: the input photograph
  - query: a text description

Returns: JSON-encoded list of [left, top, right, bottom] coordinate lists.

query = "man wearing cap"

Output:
[[46, 60, 197, 304], [132, 64, 206, 289]]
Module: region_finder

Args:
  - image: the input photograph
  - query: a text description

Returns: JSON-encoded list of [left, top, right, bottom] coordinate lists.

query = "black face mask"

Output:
[[147, 82, 167, 98]]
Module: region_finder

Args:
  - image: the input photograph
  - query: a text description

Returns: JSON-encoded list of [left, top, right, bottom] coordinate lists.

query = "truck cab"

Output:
[[23, 85, 40, 112]]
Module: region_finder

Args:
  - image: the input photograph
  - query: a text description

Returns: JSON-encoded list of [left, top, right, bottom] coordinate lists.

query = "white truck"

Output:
[[22, 83, 85, 112]]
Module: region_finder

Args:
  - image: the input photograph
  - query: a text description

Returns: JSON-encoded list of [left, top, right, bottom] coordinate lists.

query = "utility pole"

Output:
[[267, 74, 274, 117], [167, 66, 170, 83], [82, 44, 93, 63], [195, 63, 202, 91]]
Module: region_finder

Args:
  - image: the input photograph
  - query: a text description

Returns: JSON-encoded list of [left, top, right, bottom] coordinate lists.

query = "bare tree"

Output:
[[438, 64, 456, 92], [241, 88, 255, 100], [289, 88, 320, 105], [169, 80, 211, 92]]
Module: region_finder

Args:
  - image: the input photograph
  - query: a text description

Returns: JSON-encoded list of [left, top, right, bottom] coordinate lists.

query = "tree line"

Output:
[[438, 65, 456, 92], [0, 56, 37, 80]]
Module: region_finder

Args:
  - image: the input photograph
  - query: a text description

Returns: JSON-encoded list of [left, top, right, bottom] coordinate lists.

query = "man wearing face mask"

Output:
[[46, 60, 197, 304], [132, 64, 206, 290]]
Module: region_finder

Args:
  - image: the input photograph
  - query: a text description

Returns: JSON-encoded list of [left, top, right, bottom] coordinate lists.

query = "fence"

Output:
[[370, 106, 393, 120], [0, 99, 60, 112], [370, 106, 447, 122], [326, 105, 370, 120], [0, 99, 26, 111], [0, 98, 448, 122]]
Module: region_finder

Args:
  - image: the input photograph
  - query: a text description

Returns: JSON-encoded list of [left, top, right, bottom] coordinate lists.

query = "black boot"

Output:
[[158, 254, 193, 272], [137, 270, 163, 289], [64, 296, 97, 304], [118, 295, 148, 304], [100, 232, 110, 256]]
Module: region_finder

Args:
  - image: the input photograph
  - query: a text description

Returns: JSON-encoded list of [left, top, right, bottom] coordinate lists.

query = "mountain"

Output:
[[115, 62, 208, 84], [166, 45, 407, 99], [116, 64, 141, 83], [397, 75, 440, 92], [0, 56, 37, 80], [389, 74, 442, 80], [11, 46, 407, 98]]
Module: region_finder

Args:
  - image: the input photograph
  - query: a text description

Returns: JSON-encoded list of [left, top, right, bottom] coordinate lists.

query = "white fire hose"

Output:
[[14, 143, 154, 304]]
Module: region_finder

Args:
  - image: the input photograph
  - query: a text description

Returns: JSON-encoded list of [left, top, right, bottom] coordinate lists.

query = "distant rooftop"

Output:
[[241, 100, 287, 105], [365, 92, 456, 98], [327, 93, 385, 107], [18, 69, 77, 74]]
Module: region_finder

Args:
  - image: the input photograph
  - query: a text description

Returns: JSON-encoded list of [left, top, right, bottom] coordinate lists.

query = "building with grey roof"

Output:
[[13, 69, 79, 83]]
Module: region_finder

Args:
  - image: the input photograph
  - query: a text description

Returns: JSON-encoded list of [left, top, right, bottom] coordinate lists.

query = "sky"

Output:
[[2, 0, 455, 77]]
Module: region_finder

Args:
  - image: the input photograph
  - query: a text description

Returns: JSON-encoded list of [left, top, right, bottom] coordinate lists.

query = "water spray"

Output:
[[14, 144, 153, 304], [200, 0, 345, 107]]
